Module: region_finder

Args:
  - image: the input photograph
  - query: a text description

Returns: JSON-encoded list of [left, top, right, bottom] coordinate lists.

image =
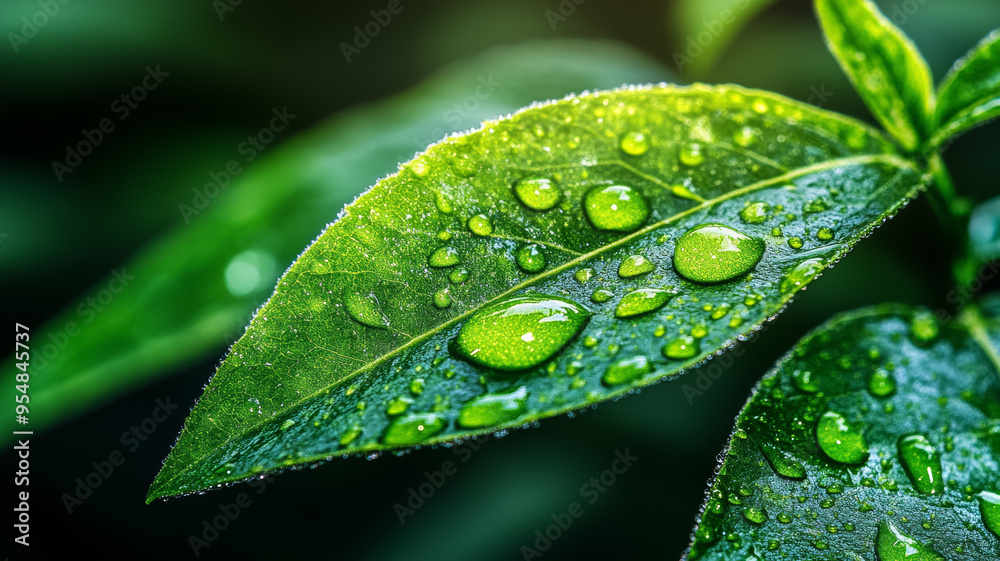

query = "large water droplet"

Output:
[[979, 491, 1000, 538], [780, 258, 825, 293], [516, 244, 547, 273], [739, 202, 770, 224], [468, 214, 493, 236], [456, 293, 591, 371], [602, 356, 653, 386], [663, 335, 698, 360], [673, 224, 765, 284], [619, 131, 650, 156], [458, 386, 529, 428], [615, 288, 674, 318], [428, 247, 460, 268], [876, 520, 944, 560], [618, 255, 655, 278], [513, 178, 561, 211], [344, 290, 390, 328], [583, 185, 650, 232], [382, 412, 446, 445], [898, 434, 944, 495], [816, 410, 869, 465], [762, 443, 807, 480]]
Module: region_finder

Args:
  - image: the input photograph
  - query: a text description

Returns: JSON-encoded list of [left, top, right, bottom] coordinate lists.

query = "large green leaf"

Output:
[[671, 0, 778, 75], [147, 83, 925, 502], [0, 41, 669, 442], [814, 0, 935, 152], [685, 304, 1000, 559], [933, 29, 1000, 148]]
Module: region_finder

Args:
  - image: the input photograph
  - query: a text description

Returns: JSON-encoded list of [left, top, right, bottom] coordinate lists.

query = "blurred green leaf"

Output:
[[671, 0, 778, 76], [815, 0, 935, 152], [0, 40, 671, 442], [970, 194, 1000, 263], [687, 304, 1000, 559], [933, 29, 1000, 148], [147, 84, 925, 502]]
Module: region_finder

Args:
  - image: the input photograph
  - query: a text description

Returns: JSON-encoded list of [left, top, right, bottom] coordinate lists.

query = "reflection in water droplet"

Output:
[[898, 434, 944, 495], [663, 335, 698, 360], [868, 369, 897, 397], [979, 491, 1000, 538], [456, 293, 590, 371], [780, 258, 825, 293], [468, 214, 493, 236], [619, 131, 650, 156], [428, 247, 460, 268], [679, 143, 705, 166], [513, 178, 561, 211], [458, 386, 529, 428], [876, 520, 944, 560], [434, 289, 452, 309], [344, 290, 390, 328], [618, 255, 655, 278], [382, 412, 446, 445], [816, 410, 869, 465], [615, 288, 673, 318], [583, 185, 650, 232], [516, 244, 547, 273], [739, 202, 770, 224], [762, 443, 807, 480], [602, 356, 653, 386], [673, 224, 765, 284]]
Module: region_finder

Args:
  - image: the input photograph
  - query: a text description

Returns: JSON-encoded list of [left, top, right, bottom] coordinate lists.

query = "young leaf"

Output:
[[685, 304, 1000, 559], [933, 29, 1000, 148], [814, 0, 935, 152], [147, 84, 925, 502]]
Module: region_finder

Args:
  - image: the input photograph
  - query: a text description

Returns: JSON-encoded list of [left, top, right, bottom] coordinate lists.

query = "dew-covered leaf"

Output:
[[814, 0, 935, 152], [147, 84, 925, 502], [933, 29, 1000, 148], [685, 304, 1000, 559]]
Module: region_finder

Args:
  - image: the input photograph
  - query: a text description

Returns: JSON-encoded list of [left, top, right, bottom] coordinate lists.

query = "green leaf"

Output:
[[671, 0, 778, 75], [933, 29, 1000, 148], [685, 304, 1000, 559], [0, 41, 668, 442], [814, 0, 935, 152], [969, 194, 1000, 264], [147, 83, 925, 502]]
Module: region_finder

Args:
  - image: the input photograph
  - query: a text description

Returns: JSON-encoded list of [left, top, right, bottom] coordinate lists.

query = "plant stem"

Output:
[[925, 151, 976, 289]]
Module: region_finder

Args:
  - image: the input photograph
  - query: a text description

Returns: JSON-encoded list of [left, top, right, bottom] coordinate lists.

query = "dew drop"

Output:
[[816, 410, 869, 465], [673, 224, 765, 284], [386, 396, 414, 416], [898, 434, 944, 495], [788, 237, 804, 249], [339, 426, 362, 446], [663, 335, 699, 360], [435, 191, 455, 214], [803, 199, 829, 214], [619, 131, 650, 156], [868, 369, 897, 398], [679, 143, 705, 166], [409, 378, 425, 395], [574, 268, 594, 284], [467, 214, 493, 236], [762, 443, 807, 480], [455, 293, 591, 371], [817, 227, 834, 241], [437, 229, 452, 241], [428, 247, 460, 268], [876, 520, 944, 560], [780, 258, 825, 293], [734, 126, 756, 147], [615, 288, 674, 318], [449, 268, 469, 284], [280, 419, 295, 431], [739, 202, 770, 224], [382, 412, 446, 445], [979, 491, 1000, 538], [743, 507, 767, 525], [516, 244, 547, 273], [344, 290, 390, 328], [583, 185, 650, 232], [590, 289, 614, 303], [434, 289, 453, 309], [792, 369, 819, 393], [458, 386, 529, 428], [618, 254, 655, 278], [513, 178, 561, 211], [909, 311, 939, 345], [602, 356, 653, 386]]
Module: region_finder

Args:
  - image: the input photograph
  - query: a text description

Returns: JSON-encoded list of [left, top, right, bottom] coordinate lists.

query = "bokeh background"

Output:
[[2, 0, 998, 559]]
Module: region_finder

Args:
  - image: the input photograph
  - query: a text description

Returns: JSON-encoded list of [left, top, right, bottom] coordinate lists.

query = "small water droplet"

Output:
[[619, 131, 650, 155], [762, 443, 807, 480], [793, 369, 819, 393], [876, 519, 944, 560], [602, 356, 653, 386], [458, 386, 529, 428], [428, 247, 460, 268], [816, 227, 834, 241], [739, 202, 770, 224], [615, 288, 673, 318], [673, 224, 765, 284], [410, 378, 425, 395], [435, 191, 455, 214], [574, 268, 594, 283], [663, 335, 699, 360], [339, 426, 362, 446], [437, 229, 452, 241], [280, 419, 295, 430], [386, 396, 414, 415], [780, 258, 825, 293], [788, 237, 804, 249], [382, 412, 446, 445], [449, 268, 469, 284], [816, 410, 869, 465], [679, 143, 705, 166], [467, 214, 493, 236], [743, 507, 767, 524], [456, 293, 590, 371], [618, 254, 655, 278], [898, 434, 944, 494], [803, 199, 829, 214], [516, 244, 547, 273], [513, 178, 561, 211], [910, 311, 939, 345], [434, 289, 453, 309], [344, 290, 390, 328], [583, 185, 650, 232], [868, 369, 897, 397], [591, 289, 614, 303], [734, 126, 756, 146]]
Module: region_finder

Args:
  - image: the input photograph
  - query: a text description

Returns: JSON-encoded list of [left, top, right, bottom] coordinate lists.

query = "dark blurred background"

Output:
[[2, 0, 998, 559]]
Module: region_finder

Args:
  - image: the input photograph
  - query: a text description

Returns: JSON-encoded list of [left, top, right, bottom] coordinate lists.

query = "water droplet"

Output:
[[619, 131, 650, 155], [344, 290, 390, 328], [793, 369, 819, 393], [435, 191, 455, 214], [816, 410, 869, 465], [803, 199, 829, 214], [456, 293, 591, 371], [979, 491, 1000, 538], [739, 202, 770, 224], [382, 412, 446, 445], [868, 369, 897, 397], [762, 443, 807, 480], [458, 386, 529, 428], [663, 335, 699, 360], [618, 255, 655, 278], [409, 378, 425, 395], [467, 214, 493, 236], [673, 224, 765, 284], [817, 227, 834, 241], [602, 356, 653, 386], [583, 185, 650, 232], [437, 229, 452, 241], [339, 426, 362, 446], [516, 244, 547, 273], [743, 507, 767, 524], [434, 289, 452, 309], [513, 178, 561, 211], [679, 143, 705, 166], [876, 520, 944, 560], [386, 396, 414, 415], [280, 419, 295, 431], [449, 268, 469, 284], [591, 289, 614, 303], [788, 237, 804, 249], [615, 288, 673, 318], [910, 311, 939, 345], [898, 434, 944, 494], [780, 258, 825, 293], [734, 126, 756, 146], [428, 247, 460, 268], [574, 268, 594, 283]]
